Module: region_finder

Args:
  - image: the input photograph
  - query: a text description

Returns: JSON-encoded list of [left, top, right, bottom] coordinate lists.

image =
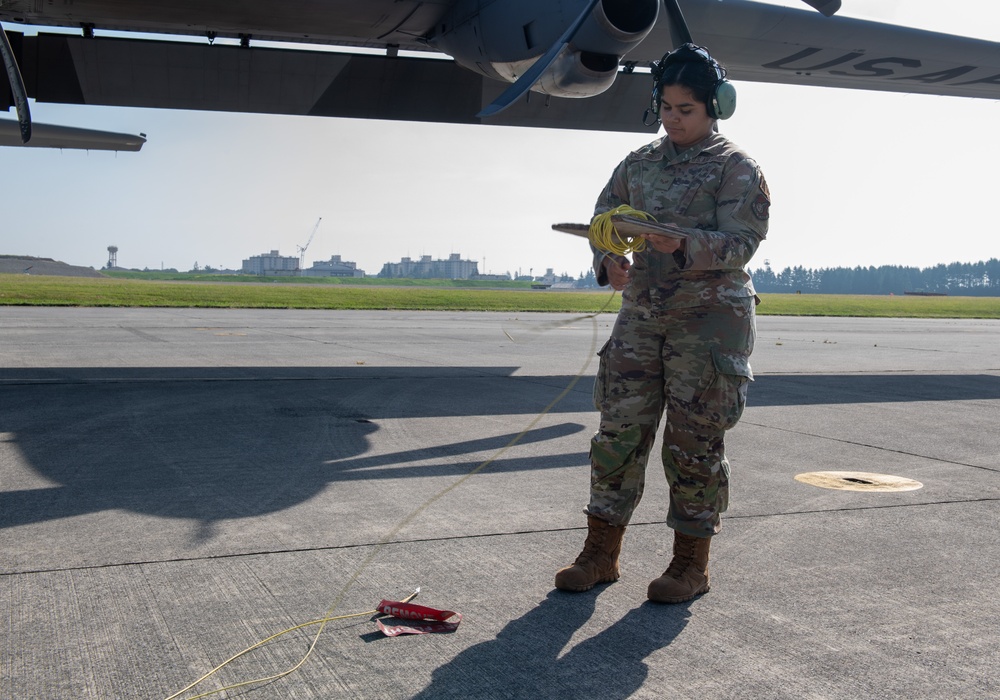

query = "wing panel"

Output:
[[18, 33, 658, 133], [0, 0, 448, 51], [25, 34, 352, 114], [309, 54, 483, 123], [633, 0, 1000, 100]]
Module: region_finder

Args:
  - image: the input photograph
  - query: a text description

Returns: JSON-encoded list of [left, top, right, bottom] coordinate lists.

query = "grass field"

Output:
[[102, 270, 536, 288], [2, 274, 999, 318]]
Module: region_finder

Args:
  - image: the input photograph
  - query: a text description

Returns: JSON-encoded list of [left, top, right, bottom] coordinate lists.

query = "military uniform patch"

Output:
[[752, 178, 770, 220]]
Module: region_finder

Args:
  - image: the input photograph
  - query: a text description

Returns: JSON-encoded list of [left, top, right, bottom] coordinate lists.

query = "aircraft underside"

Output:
[[2, 0, 1000, 149]]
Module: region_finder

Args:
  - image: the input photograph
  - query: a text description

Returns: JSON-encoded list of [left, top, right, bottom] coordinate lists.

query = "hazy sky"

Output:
[[2, 0, 998, 277]]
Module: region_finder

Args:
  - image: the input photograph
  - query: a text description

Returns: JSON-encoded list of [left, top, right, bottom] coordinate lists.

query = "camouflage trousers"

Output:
[[585, 298, 755, 537]]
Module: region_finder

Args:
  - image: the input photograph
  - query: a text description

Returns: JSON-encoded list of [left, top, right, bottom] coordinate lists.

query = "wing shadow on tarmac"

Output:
[[750, 373, 1000, 406], [2, 367, 997, 532], [0, 367, 594, 531], [407, 590, 692, 700]]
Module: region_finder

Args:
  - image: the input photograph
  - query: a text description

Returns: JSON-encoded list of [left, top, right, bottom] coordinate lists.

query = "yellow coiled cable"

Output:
[[589, 205, 658, 255]]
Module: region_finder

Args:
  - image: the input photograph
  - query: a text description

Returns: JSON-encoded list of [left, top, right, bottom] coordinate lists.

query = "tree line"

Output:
[[748, 259, 1000, 296]]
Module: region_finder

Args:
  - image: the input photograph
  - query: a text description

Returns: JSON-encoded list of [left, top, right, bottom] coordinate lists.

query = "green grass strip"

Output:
[[101, 270, 537, 288], [0, 275, 613, 312], [756, 293, 1000, 318], [2, 275, 999, 318]]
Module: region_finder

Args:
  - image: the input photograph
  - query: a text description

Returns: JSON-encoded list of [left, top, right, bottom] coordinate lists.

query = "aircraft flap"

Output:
[[16, 33, 658, 133]]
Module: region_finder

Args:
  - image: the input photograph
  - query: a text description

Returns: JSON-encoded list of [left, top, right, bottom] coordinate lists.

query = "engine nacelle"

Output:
[[492, 49, 621, 98], [432, 0, 659, 98]]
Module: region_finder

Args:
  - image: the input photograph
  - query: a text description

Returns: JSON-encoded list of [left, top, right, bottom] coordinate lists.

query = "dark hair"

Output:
[[656, 59, 722, 107], [654, 45, 727, 107]]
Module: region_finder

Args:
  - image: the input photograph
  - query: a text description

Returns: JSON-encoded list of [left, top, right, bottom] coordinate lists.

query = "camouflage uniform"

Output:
[[587, 131, 769, 538]]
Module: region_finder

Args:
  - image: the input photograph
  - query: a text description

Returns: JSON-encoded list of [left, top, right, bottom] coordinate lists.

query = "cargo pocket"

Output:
[[593, 338, 612, 412], [690, 348, 753, 432]]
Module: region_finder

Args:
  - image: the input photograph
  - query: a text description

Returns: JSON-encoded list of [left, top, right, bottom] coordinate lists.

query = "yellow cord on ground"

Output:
[[164, 610, 377, 700], [165, 590, 422, 700], [589, 205, 657, 256], [165, 302, 614, 700]]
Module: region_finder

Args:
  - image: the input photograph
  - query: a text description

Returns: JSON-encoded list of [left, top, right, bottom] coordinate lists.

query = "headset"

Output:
[[644, 43, 737, 125]]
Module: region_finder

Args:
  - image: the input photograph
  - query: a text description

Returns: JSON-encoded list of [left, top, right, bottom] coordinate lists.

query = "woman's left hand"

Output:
[[640, 233, 685, 254]]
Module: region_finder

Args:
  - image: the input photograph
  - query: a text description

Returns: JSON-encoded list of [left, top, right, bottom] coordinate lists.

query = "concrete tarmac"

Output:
[[2, 307, 998, 699]]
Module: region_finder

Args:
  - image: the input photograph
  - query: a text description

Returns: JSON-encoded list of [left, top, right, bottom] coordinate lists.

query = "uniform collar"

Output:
[[659, 131, 727, 164]]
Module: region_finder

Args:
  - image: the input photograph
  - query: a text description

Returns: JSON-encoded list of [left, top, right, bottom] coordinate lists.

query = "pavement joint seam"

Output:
[[4, 497, 996, 578], [722, 497, 1000, 521], [743, 420, 1000, 473]]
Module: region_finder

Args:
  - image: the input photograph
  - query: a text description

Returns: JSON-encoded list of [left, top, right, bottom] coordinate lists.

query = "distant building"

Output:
[[303, 255, 365, 278], [242, 250, 299, 276], [378, 253, 480, 280], [532, 268, 579, 289], [476, 273, 513, 281]]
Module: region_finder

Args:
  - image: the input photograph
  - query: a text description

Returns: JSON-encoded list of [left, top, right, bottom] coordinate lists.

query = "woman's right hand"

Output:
[[603, 255, 631, 291]]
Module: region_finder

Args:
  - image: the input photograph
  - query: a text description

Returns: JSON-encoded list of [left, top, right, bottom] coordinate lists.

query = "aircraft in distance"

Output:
[[2, 0, 1000, 150]]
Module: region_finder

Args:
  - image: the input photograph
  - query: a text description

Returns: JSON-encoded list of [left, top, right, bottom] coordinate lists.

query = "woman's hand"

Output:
[[640, 233, 685, 255], [603, 255, 632, 291]]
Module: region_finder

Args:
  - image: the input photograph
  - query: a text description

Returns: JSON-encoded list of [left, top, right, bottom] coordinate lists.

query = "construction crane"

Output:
[[296, 217, 322, 273]]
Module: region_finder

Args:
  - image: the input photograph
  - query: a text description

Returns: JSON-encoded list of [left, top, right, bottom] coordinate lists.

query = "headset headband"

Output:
[[653, 43, 724, 83]]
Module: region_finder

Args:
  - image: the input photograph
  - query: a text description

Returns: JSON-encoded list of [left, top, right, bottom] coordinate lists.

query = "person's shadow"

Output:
[[411, 588, 692, 699]]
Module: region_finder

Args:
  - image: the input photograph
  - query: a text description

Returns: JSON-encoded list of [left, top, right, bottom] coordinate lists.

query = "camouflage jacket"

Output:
[[592, 132, 769, 309]]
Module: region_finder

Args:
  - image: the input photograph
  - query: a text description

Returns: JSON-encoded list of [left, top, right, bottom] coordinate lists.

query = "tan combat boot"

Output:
[[647, 531, 711, 603], [554, 515, 626, 592]]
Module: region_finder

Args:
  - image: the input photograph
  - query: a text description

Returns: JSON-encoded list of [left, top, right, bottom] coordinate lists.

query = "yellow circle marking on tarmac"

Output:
[[794, 471, 923, 492]]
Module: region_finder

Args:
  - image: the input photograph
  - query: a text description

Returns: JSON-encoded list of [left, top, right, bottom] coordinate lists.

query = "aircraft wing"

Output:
[[0, 118, 146, 150], [1, 0, 999, 135], [671, 0, 1000, 100], [0, 33, 657, 133]]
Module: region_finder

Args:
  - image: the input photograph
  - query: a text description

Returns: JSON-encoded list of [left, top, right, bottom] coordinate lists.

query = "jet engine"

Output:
[[431, 0, 659, 98]]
